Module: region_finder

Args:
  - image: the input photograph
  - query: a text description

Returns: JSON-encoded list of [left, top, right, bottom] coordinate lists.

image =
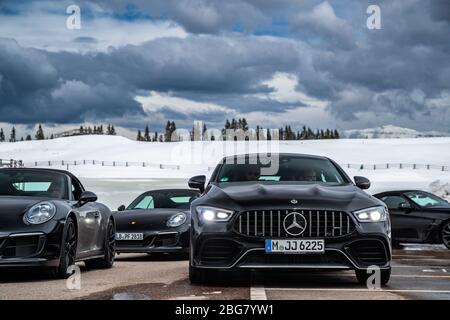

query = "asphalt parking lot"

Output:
[[0, 244, 449, 300]]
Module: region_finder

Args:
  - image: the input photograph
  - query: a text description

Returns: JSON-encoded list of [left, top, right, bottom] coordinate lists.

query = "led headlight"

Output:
[[25, 202, 56, 225], [167, 212, 187, 227], [353, 206, 387, 223], [196, 206, 234, 222]]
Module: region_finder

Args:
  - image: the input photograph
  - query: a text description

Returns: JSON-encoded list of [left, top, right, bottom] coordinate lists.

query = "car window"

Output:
[[0, 170, 68, 199], [381, 196, 407, 209], [127, 190, 199, 210], [217, 155, 347, 185], [405, 191, 448, 208], [134, 196, 155, 209]]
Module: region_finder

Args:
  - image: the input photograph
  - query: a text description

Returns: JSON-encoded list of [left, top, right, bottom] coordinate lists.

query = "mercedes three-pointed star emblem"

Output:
[[283, 212, 307, 236]]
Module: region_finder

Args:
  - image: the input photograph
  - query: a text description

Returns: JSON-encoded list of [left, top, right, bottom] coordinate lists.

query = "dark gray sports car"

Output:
[[0, 168, 115, 278], [374, 190, 450, 248], [188, 153, 392, 285], [114, 189, 199, 254]]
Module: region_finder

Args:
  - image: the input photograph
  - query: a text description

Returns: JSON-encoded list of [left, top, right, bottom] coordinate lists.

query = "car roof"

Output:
[[221, 153, 330, 161], [374, 190, 429, 196], [0, 167, 79, 182], [142, 189, 200, 194]]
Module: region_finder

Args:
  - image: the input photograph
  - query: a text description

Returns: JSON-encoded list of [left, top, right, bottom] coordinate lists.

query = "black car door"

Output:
[[382, 195, 433, 242]]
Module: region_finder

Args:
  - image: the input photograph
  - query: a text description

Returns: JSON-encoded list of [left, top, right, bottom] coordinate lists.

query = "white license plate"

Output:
[[265, 239, 325, 253], [115, 233, 144, 241]]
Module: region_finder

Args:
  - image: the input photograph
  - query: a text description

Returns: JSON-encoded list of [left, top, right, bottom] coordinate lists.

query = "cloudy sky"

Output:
[[0, 0, 449, 138]]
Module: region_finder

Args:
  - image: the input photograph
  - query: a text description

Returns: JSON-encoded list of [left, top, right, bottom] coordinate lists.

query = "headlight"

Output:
[[196, 206, 234, 222], [167, 212, 187, 227], [353, 206, 387, 223], [25, 202, 56, 225]]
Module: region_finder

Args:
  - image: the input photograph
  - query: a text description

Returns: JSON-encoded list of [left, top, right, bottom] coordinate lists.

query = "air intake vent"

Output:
[[348, 240, 388, 266], [200, 239, 240, 266]]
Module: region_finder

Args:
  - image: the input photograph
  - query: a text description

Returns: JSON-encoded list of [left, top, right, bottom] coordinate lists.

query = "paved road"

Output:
[[0, 244, 449, 300]]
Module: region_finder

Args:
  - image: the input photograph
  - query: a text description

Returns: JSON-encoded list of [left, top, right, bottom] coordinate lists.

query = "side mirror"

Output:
[[189, 175, 206, 193], [118, 205, 126, 211], [354, 176, 371, 190], [78, 191, 98, 206], [399, 202, 413, 210]]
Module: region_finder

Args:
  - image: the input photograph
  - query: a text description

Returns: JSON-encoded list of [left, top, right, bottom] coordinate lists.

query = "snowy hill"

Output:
[[0, 135, 450, 197], [344, 125, 449, 139]]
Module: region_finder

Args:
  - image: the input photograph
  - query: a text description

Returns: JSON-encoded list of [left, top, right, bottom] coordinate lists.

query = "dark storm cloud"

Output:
[[1, 0, 449, 131]]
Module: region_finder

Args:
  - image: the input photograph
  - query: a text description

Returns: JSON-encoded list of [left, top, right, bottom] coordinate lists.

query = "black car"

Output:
[[188, 153, 392, 285], [374, 190, 450, 248], [114, 189, 199, 254], [0, 168, 115, 277]]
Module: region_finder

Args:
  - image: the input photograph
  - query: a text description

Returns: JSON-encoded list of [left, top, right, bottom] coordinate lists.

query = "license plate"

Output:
[[265, 239, 325, 253], [115, 233, 144, 241]]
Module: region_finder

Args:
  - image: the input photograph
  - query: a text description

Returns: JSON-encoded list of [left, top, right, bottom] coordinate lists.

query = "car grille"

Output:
[[234, 209, 355, 238], [200, 239, 241, 266], [348, 240, 388, 266], [240, 250, 350, 268]]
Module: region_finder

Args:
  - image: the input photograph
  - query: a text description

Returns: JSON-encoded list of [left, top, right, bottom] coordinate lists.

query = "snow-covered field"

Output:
[[1, 135, 450, 200]]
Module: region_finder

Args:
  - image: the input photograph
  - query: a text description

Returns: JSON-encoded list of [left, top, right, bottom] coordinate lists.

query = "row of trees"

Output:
[[78, 124, 116, 136], [0, 124, 46, 142], [0, 124, 118, 143], [135, 118, 340, 142]]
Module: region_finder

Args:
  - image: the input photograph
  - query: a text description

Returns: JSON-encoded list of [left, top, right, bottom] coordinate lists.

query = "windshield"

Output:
[[405, 191, 449, 208], [217, 155, 347, 185], [0, 170, 68, 199], [127, 190, 199, 210]]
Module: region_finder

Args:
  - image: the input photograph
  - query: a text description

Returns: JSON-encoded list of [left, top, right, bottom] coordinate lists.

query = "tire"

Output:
[[85, 219, 115, 269], [355, 268, 391, 286], [442, 221, 450, 250], [51, 217, 77, 279]]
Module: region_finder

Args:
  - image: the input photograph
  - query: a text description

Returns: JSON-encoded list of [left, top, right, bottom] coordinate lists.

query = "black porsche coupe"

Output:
[[0, 168, 115, 277], [374, 190, 450, 248], [114, 189, 199, 254]]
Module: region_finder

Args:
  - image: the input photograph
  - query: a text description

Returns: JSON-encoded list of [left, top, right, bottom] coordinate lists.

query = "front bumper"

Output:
[[0, 222, 64, 268], [116, 229, 190, 254], [192, 235, 391, 270]]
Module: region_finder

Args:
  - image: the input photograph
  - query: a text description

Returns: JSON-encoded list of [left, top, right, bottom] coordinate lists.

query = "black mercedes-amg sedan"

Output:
[[0, 168, 115, 278], [374, 190, 450, 249], [114, 189, 199, 254], [188, 153, 392, 285]]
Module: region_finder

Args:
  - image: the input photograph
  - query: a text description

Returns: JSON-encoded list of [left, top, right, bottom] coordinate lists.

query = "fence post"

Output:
[[160, 164, 163, 169], [373, 164, 376, 170], [113, 161, 115, 167], [443, 166, 445, 172], [126, 162, 128, 167], [102, 161, 104, 167], [386, 163, 389, 169], [83, 160, 86, 165], [143, 162, 145, 167], [48, 161, 51, 166], [413, 164, 416, 170], [74, 160, 77, 166], [427, 164, 430, 170], [400, 163, 402, 169], [35, 161, 37, 166]]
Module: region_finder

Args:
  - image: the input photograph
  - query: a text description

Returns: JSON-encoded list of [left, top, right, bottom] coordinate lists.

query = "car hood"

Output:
[[113, 209, 189, 230], [0, 196, 48, 229], [201, 182, 382, 212]]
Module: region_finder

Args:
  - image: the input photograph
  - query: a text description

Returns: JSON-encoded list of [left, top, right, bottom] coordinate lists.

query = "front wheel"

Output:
[[442, 221, 450, 249], [355, 268, 391, 286], [85, 219, 115, 269], [51, 217, 77, 279]]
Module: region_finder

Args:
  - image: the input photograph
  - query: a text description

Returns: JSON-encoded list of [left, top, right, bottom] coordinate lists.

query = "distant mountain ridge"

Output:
[[344, 125, 450, 139]]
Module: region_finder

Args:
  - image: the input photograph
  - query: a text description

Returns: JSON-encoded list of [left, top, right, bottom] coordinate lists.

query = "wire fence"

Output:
[[19, 159, 450, 172], [0, 159, 24, 168]]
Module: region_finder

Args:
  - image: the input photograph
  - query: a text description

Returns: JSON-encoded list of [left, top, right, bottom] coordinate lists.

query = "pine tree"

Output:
[[110, 125, 116, 135], [20, 137, 24, 142], [50, 134, 54, 139], [35, 124, 45, 140], [334, 129, 340, 139], [137, 130, 143, 141], [144, 125, 150, 142], [26, 134, 32, 141], [79, 126, 84, 135], [0, 128, 5, 142], [10, 127, 16, 142]]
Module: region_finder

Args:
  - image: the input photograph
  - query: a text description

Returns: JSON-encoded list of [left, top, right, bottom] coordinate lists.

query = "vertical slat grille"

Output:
[[234, 209, 355, 238]]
